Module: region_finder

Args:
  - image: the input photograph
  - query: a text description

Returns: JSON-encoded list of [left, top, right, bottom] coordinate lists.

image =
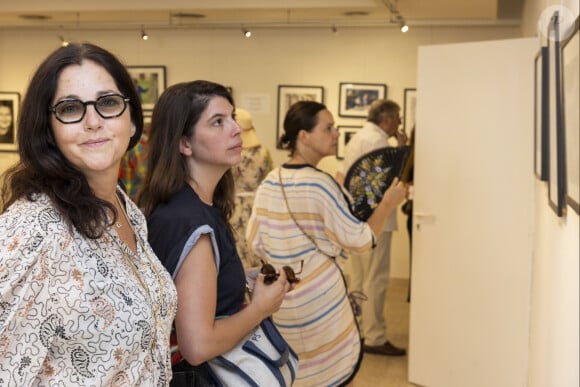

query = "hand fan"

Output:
[[344, 145, 411, 221]]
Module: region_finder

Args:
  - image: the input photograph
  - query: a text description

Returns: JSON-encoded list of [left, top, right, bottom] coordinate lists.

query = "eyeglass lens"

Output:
[[51, 94, 128, 123]]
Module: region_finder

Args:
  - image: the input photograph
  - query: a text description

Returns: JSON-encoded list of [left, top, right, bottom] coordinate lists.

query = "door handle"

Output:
[[414, 212, 435, 228]]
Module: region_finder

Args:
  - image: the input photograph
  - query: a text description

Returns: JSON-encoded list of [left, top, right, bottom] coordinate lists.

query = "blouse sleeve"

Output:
[[0, 207, 57, 384], [310, 171, 375, 254]]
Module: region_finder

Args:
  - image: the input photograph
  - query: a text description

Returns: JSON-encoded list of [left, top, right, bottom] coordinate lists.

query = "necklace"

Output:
[[114, 194, 164, 351]]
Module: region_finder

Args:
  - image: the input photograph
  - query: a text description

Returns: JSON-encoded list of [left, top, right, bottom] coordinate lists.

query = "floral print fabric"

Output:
[[231, 145, 273, 268], [0, 193, 177, 386]]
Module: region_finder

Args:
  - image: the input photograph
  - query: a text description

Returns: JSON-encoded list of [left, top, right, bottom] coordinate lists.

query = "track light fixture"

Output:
[[58, 34, 69, 47], [141, 26, 149, 41], [242, 28, 252, 38], [331, 24, 338, 35], [383, 0, 409, 33]]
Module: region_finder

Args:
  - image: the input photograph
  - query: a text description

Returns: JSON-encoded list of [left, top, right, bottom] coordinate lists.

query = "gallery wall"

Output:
[[520, 1, 579, 386], [0, 24, 520, 278]]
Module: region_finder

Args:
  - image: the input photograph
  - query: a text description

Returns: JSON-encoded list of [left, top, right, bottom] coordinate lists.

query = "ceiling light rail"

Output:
[[382, 0, 409, 33]]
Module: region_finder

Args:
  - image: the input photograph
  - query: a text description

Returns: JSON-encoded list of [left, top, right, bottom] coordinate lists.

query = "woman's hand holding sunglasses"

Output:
[[260, 260, 303, 285]]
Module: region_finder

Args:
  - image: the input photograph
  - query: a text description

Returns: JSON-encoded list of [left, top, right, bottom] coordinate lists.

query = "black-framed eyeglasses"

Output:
[[261, 260, 304, 285], [49, 94, 130, 124]]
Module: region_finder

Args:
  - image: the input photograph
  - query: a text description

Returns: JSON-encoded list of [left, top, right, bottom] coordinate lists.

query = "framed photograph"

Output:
[[277, 85, 324, 149], [534, 47, 549, 181], [338, 82, 387, 118], [403, 88, 417, 133], [127, 66, 167, 111], [336, 125, 362, 159], [547, 11, 566, 217], [561, 16, 579, 214], [0, 92, 21, 151]]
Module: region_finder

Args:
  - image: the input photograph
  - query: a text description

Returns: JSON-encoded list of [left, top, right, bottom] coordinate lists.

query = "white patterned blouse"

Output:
[[0, 192, 177, 386]]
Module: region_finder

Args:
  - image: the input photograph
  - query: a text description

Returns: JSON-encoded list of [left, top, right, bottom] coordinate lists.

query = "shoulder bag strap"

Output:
[[278, 168, 320, 251]]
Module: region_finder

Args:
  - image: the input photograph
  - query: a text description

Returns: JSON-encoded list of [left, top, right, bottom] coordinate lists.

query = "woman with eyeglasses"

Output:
[[246, 100, 407, 386], [137, 80, 293, 385], [0, 43, 177, 386]]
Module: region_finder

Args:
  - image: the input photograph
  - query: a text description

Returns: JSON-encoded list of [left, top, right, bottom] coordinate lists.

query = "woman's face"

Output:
[[50, 60, 135, 183], [182, 96, 242, 169], [0, 105, 13, 135], [305, 109, 339, 157]]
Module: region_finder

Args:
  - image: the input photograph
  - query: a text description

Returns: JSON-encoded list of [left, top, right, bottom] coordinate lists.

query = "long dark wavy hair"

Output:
[[278, 100, 327, 156], [0, 43, 143, 239], [137, 80, 235, 232]]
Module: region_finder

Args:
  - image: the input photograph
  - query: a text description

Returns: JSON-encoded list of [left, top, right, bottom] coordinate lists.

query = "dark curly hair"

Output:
[[0, 42, 143, 239]]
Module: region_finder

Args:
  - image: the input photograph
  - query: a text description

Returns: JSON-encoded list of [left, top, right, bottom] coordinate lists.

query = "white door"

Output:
[[408, 38, 537, 387]]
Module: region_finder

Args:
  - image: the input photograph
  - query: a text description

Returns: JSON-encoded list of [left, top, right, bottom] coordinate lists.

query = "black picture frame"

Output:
[[126, 65, 167, 111], [336, 125, 362, 159], [561, 16, 580, 215], [0, 91, 21, 152], [547, 11, 567, 217], [276, 85, 324, 149], [403, 88, 417, 133], [534, 47, 549, 181], [338, 82, 387, 118]]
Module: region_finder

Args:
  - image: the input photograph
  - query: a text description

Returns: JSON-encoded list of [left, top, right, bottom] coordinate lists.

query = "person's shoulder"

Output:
[[297, 166, 341, 191], [149, 186, 212, 228], [0, 194, 68, 257]]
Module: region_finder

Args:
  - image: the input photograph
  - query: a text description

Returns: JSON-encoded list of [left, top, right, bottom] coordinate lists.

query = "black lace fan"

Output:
[[344, 146, 411, 221]]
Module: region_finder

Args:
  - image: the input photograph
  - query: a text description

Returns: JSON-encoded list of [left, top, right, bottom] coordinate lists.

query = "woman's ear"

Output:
[[179, 135, 192, 156], [130, 123, 137, 137], [297, 129, 309, 145]]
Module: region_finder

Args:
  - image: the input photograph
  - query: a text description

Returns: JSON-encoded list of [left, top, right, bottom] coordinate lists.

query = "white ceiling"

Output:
[[0, 0, 523, 31]]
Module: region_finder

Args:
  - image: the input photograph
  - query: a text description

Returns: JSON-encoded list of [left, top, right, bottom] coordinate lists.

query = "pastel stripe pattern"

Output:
[[247, 166, 371, 386]]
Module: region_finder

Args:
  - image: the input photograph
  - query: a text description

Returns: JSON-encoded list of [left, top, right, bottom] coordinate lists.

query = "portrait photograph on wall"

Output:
[[126, 66, 167, 111], [403, 88, 417, 133], [547, 11, 566, 217], [561, 16, 579, 214], [534, 47, 549, 181], [0, 92, 21, 152], [276, 85, 324, 149], [336, 126, 362, 159], [338, 82, 387, 118]]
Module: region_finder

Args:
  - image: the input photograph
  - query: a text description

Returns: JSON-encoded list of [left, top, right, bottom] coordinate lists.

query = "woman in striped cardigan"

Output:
[[247, 101, 407, 386]]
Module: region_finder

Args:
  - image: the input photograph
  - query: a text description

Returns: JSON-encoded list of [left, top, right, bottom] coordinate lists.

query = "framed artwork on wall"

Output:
[[338, 82, 387, 118], [534, 47, 549, 181], [126, 65, 167, 111], [336, 125, 362, 159], [0, 92, 21, 152], [547, 11, 566, 217], [561, 16, 579, 214], [276, 85, 324, 149], [403, 88, 417, 133]]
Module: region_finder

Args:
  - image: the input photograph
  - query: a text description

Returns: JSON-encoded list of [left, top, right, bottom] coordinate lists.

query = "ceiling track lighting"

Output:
[[141, 26, 149, 41], [382, 0, 410, 33], [58, 34, 69, 47], [242, 28, 252, 38], [331, 24, 338, 34]]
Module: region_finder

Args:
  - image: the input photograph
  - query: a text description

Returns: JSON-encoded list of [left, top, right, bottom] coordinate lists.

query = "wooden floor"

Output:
[[353, 278, 418, 387]]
